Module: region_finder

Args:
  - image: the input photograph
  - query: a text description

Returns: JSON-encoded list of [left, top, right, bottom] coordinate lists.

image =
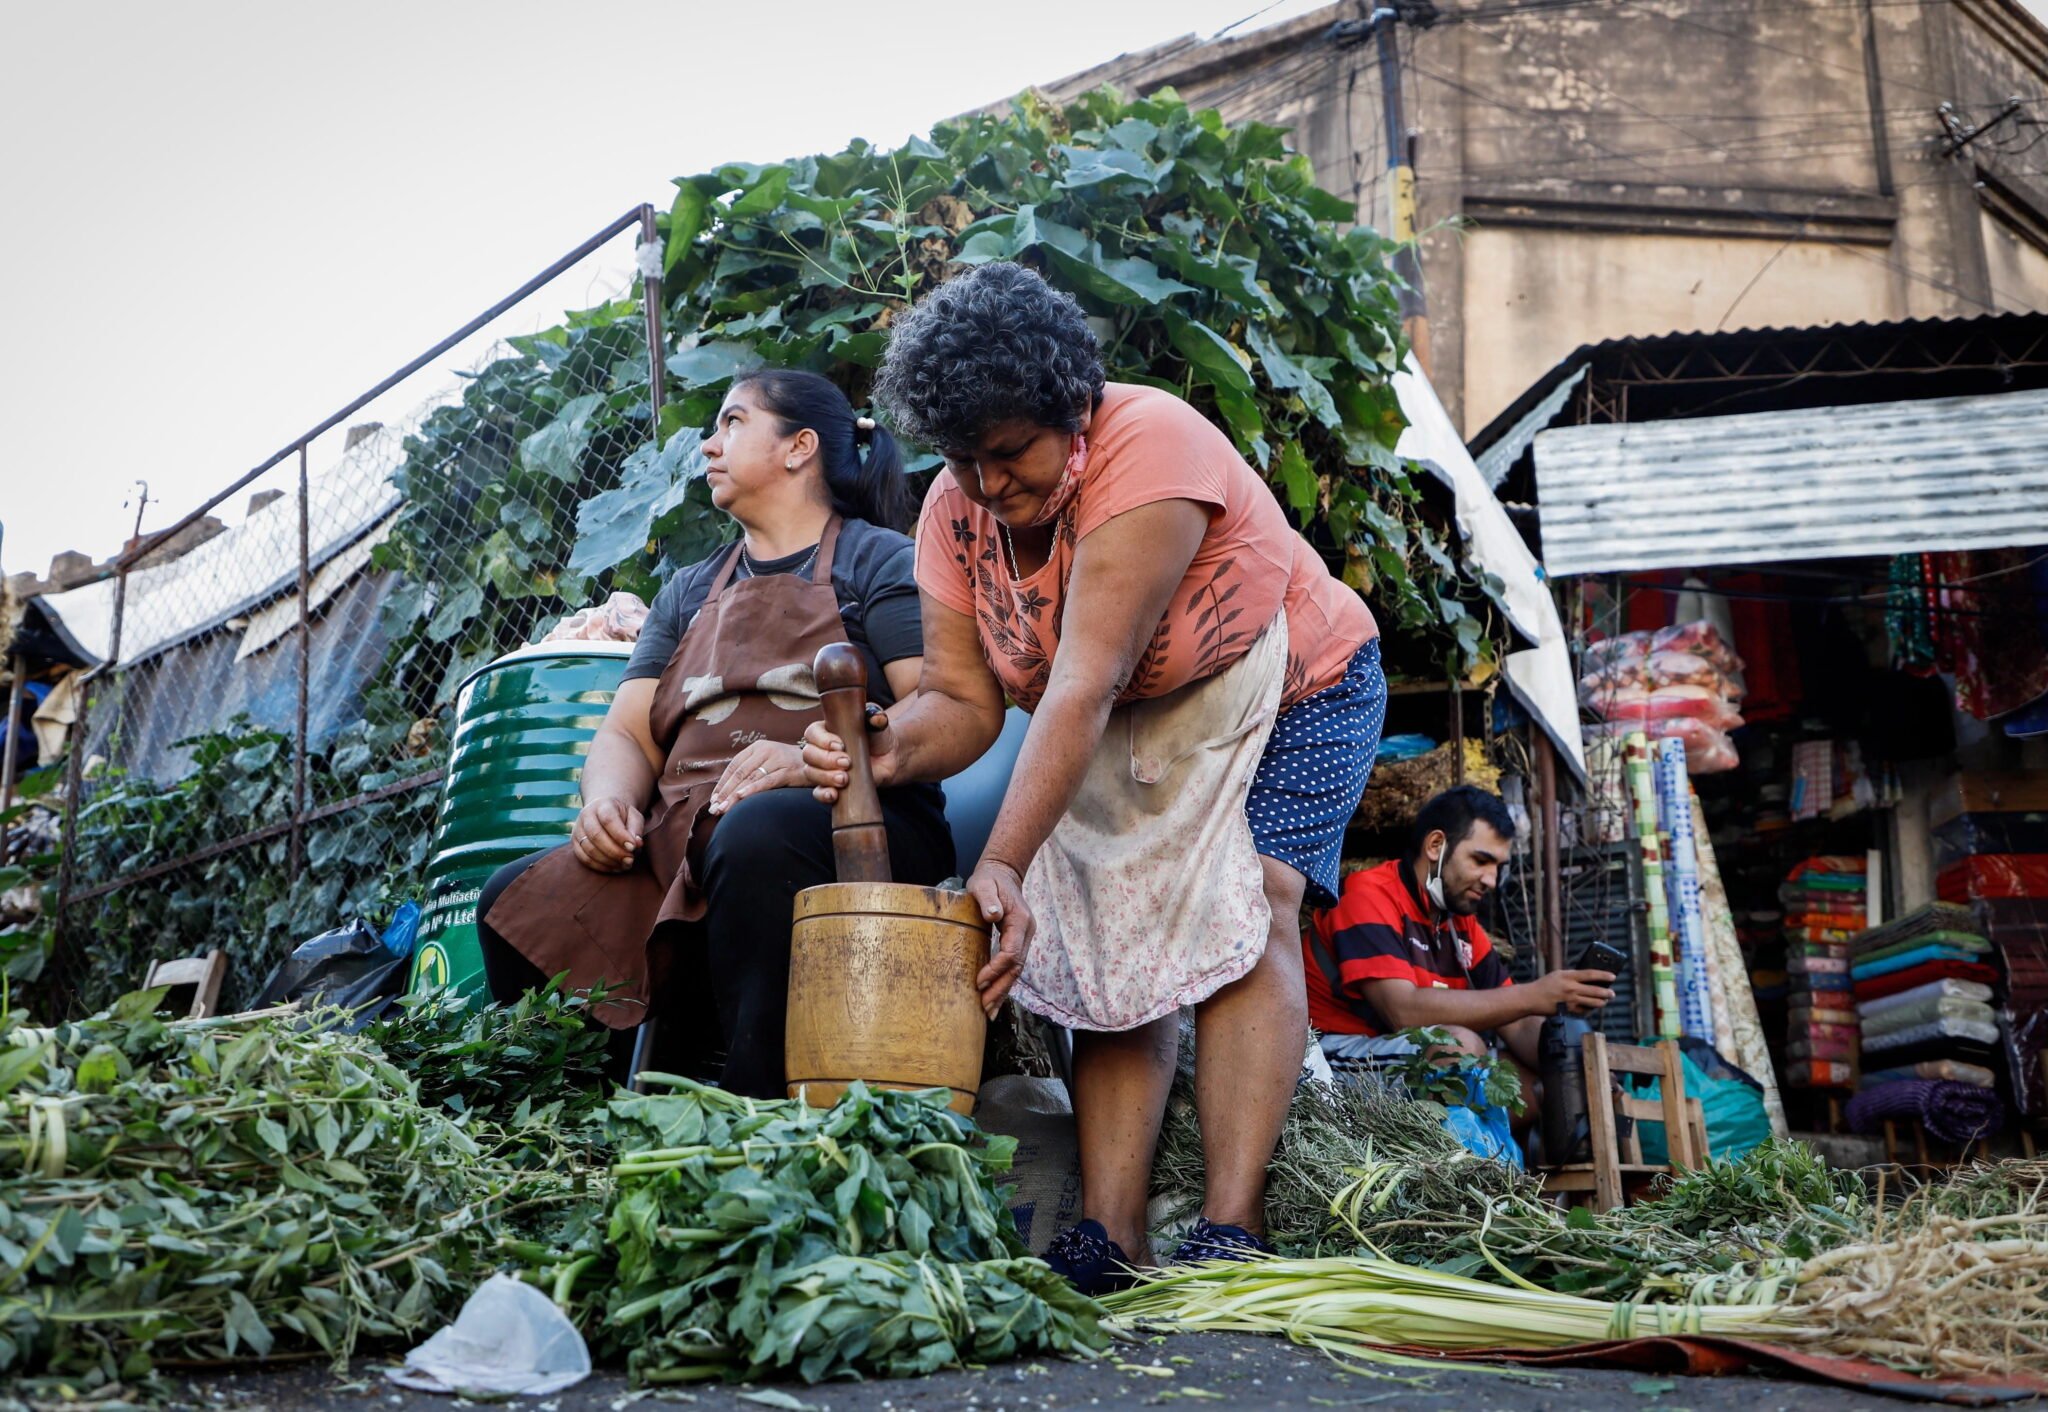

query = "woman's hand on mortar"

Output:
[[799, 707, 896, 804], [967, 859, 1035, 1018]]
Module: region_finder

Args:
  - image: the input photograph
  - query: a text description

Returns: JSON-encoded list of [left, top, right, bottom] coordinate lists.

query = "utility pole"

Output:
[[1337, 4, 1436, 373]]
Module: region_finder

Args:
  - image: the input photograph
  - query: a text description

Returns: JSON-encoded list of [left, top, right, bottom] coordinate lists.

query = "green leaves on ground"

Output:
[[583, 1076, 1106, 1383], [0, 991, 581, 1389]]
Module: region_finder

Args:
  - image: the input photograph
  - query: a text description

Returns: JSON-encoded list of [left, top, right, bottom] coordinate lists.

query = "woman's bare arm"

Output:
[[803, 593, 1009, 798], [571, 677, 662, 871]]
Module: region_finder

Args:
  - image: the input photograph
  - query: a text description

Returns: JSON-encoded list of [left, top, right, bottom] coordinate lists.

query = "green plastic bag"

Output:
[[1628, 1037, 1772, 1164]]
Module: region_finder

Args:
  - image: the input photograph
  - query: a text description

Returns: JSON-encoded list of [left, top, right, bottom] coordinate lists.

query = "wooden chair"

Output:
[[1542, 1034, 1710, 1213], [142, 950, 228, 1019]]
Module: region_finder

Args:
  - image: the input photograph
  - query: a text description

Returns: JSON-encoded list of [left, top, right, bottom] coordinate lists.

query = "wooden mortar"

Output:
[[784, 643, 991, 1114]]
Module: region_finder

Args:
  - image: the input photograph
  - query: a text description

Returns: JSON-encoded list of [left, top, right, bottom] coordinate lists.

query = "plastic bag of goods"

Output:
[[543, 591, 649, 644], [1581, 630, 1654, 675], [1644, 650, 1738, 697], [1590, 717, 1738, 774], [1582, 685, 1744, 731], [1651, 620, 1744, 676]]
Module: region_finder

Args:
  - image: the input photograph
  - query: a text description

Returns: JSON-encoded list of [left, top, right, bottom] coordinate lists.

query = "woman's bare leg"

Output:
[[1190, 856, 1308, 1235], [1071, 1014, 1178, 1265]]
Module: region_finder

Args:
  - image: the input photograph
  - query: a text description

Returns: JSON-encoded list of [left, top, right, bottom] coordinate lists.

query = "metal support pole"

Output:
[[1371, 6, 1431, 373], [53, 489, 145, 999], [1, 654, 24, 823], [1449, 672, 1464, 786], [1535, 730, 1565, 976], [117, 209, 650, 575], [290, 444, 311, 881], [639, 203, 667, 436]]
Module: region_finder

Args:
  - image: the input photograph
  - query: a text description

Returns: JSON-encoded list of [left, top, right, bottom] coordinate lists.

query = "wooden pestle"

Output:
[[813, 643, 892, 883]]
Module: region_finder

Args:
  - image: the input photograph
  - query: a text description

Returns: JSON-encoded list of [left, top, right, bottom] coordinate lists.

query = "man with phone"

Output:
[[1302, 786, 1617, 1100]]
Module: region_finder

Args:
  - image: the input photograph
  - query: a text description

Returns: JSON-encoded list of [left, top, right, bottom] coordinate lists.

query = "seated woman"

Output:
[[476, 370, 954, 1096], [802, 262, 1386, 1290]]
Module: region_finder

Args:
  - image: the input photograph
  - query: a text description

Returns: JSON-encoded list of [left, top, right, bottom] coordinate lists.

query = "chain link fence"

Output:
[[32, 206, 667, 1015]]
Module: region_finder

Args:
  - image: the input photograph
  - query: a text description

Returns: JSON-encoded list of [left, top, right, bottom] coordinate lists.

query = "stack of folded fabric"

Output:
[[1851, 903, 2002, 1084], [1845, 1076, 2004, 1145], [1931, 772, 2048, 1121], [1779, 856, 1866, 1089]]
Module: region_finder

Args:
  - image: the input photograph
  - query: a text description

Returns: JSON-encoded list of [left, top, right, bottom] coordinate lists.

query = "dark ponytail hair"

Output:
[[731, 369, 913, 532]]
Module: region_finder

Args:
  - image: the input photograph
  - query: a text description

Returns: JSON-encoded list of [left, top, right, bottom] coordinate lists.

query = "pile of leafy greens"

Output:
[[0, 990, 582, 1391], [550, 1074, 1107, 1384]]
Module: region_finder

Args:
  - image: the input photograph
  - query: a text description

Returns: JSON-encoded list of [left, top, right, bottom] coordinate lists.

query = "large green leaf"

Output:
[[665, 181, 710, 275], [518, 393, 604, 482], [1276, 440, 1318, 516], [1165, 314, 1253, 396], [727, 165, 791, 218], [1245, 324, 1340, 429], [1053, 144, 1168, 193], [568, 430, 708, 578], [665, 340, 758, 390]]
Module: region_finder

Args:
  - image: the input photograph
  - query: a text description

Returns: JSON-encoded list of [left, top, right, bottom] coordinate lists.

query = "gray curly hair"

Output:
[[873, 262, 1106, 454]]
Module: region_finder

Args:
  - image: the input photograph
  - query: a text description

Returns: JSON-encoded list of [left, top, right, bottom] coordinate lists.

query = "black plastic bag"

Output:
[[251, 918, 409, 1030]]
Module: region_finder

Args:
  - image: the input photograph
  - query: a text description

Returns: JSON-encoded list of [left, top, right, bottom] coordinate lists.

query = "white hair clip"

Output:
[[855, 416, 877, 431]]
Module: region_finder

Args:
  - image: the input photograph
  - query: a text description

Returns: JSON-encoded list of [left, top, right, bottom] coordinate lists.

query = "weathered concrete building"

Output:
[[1041, 0, 2048, 434]]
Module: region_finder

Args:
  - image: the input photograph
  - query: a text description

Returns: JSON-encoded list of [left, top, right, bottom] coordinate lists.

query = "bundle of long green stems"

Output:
[[1102, 1250, 1810, 1372]]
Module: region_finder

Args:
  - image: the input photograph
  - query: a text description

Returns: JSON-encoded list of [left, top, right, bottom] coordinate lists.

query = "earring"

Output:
[[785, 459, 795, 469]]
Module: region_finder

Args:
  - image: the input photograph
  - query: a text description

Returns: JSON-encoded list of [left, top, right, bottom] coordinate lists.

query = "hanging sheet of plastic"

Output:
[[79, 570, 402, 783]]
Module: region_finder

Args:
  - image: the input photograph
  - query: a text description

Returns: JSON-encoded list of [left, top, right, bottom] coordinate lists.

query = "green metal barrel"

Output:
[[408, 640, 633, 999]]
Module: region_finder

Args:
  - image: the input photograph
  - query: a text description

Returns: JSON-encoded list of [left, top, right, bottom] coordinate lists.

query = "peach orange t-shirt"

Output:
[[914, 382, 1378, 712]]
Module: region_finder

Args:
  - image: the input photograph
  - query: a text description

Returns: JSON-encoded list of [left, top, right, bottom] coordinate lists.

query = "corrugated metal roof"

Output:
[[1466, 309, 2048, 462], [1533, 387, 2048, 576]]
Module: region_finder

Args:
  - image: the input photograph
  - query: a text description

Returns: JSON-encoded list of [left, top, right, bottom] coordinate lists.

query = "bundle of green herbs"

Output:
[[367, 979, 613, 1167], [0, 989, 584, 1391], [560, 1074, 1106, 1384]]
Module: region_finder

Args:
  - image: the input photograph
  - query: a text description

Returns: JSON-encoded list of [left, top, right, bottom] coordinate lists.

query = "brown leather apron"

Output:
[[485, 518, 851, 1028]]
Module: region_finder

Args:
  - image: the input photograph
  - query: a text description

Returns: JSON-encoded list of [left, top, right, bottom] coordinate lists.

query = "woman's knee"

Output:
[[479, 847, 556, 922], [702, 788, 830, 885]]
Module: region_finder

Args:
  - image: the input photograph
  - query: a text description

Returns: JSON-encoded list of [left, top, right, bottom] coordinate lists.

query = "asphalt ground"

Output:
[[157, 1332, 1939, 1412]]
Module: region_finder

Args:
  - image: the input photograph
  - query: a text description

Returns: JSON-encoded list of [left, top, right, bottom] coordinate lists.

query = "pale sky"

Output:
[[4, 0, 2046, 577], [0, 0, 1334, 578]]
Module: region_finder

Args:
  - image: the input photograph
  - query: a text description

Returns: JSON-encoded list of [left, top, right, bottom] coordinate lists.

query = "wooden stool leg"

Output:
[[1583, 1034, 1623, 1213]]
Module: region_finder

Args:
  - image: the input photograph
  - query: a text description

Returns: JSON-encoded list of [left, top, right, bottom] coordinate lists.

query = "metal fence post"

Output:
[[0, 654, 23, 822], [53, 553, 129, 999], [639, 203, 666, 434], [290, 443, 311, 880]]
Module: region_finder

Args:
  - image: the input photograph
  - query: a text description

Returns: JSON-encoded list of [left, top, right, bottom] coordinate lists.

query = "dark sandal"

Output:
[[1043, 1218, 1139, 1297], [1170, 1215, 1276, 1264]]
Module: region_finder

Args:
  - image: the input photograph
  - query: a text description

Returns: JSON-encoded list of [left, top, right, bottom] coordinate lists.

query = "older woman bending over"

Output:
[[804, 263, 1386, 1291]]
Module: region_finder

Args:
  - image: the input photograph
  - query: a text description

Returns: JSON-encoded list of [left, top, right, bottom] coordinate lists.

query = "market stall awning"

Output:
[[1532, 387, 2048, 577], [1393, 358, 1585, 784]]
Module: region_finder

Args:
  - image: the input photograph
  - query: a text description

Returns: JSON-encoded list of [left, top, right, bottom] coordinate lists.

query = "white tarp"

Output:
[[1393, 357, 1586, 783], [31, 430, 403, 667]]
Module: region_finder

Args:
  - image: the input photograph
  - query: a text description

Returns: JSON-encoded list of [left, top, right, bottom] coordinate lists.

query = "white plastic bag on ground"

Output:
[[385, 1273, 591, 1397]]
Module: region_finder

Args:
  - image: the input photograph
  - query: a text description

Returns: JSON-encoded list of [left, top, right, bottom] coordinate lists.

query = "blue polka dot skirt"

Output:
[[1245, 638, 1386, 908]]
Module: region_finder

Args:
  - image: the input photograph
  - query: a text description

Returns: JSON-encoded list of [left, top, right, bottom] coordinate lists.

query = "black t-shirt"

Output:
[[624, 518, 923, 704]]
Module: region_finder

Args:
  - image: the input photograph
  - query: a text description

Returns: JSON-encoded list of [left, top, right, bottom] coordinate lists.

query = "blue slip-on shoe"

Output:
[[1170, 1215, 1276, 1264], [1042, 1218, 1139, 1297]]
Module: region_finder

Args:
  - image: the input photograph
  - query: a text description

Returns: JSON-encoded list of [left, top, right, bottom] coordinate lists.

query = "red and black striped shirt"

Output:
[[1302, 859, 1512, 1036]]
